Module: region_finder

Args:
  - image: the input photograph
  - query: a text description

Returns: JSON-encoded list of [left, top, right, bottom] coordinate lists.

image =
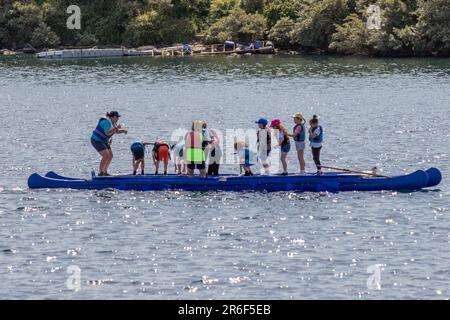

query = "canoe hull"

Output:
[[28, 168, 441, 192]]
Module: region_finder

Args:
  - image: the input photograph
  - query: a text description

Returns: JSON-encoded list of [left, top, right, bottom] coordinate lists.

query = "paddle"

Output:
[[321, 165, 388, 178]]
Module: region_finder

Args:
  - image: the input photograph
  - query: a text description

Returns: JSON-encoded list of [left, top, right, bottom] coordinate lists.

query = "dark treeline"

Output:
[[1, 0, 449, 56]]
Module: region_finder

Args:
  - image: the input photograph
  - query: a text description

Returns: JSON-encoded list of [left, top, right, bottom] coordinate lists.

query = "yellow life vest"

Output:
[[185, 131, 205, 163]]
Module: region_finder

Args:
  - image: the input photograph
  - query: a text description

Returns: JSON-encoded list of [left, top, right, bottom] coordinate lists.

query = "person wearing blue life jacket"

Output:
[[288, 113, 306, 175], [130, 141, 152, 175], [91, 111, 128, 176], [308, 115, 323, 175]]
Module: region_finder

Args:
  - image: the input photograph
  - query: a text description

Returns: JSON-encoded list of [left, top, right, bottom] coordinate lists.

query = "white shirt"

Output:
[[172, 142, 184, 158]]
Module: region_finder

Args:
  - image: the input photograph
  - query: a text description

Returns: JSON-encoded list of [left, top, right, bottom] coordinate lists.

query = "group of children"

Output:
[[90, 111, 323, 177], [130, 141, 172, 176], [129, 121, 221, 177], [129, 113, 323, 177], [236, 113, 323, 176]]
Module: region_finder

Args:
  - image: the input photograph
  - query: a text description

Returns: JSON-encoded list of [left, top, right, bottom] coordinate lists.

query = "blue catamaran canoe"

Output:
[[27, 168, 442, 192]]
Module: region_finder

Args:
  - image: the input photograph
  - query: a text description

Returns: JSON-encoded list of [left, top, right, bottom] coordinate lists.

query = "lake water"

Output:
[[0, 55, 449, 299]]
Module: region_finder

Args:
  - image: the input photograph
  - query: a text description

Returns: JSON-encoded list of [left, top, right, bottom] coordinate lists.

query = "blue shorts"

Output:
[[131, 147, 145, 160], [281, 143, 291, 153]]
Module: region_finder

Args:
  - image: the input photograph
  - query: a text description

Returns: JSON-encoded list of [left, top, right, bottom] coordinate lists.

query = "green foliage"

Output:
[[206, 8, 266, 43], [291, 0, 350, 51], [0, 0, 449, 56], [209, 0, 237, 22], [3, 1, 42, 48], [330, 13, 368, 55], [416, 0, 450, 55], [268, 17, 295, 49], [330, 0, 422, 56], [30, 21, 60, 48], [123, 11, 161, 47], [123, 9, 195, 46], [239, 0, 265, 14], [263, 0, 302, 29]]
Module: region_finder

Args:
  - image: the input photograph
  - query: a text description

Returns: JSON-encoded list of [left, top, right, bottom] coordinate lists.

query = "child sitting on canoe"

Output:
[[234, 141, 257, 176], [308, 115, 323, 175], [152, 141, 171, 175], [130, 141, 152, 175]]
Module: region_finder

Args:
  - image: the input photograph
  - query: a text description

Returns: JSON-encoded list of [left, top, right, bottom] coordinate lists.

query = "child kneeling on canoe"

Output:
[[152, 141, 171, 175], [130, 141, 152, 175], [234, 141, 257, 176]]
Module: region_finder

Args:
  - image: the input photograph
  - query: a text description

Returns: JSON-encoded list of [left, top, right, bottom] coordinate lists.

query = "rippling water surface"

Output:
[[0, 55, 449, 299]]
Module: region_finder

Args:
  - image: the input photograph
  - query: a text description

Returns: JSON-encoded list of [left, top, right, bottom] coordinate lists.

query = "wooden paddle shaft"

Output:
[[321, 165, 388, 177]]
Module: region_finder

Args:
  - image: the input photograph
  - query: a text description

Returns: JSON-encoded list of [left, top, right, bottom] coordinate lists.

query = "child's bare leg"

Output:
[[163, 159, 169, 175], [281, 152, 288, 173], [262, 160, 270, 174], [298, 150, 305, 171], [152, 153, 157, 168], [133, 159, 139, 175]]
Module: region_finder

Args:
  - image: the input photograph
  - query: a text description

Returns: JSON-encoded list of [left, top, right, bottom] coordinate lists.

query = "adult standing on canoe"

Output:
[[185, 120, 206, 177], [91, 111, 128, 176], [202, 122, 222, 176], [270, 118, 291, 175]]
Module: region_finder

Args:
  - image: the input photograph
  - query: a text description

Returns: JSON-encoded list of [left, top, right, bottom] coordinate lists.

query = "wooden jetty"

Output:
[[35, 41, 276, 59]]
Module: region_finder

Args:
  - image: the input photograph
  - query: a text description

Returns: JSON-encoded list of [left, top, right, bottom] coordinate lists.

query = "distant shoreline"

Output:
[[2, 46, 449, 59]]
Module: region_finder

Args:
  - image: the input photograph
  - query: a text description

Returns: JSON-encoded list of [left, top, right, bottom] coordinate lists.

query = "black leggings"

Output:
[[207, 163, 220, 176], [312, 147, 322, 170]]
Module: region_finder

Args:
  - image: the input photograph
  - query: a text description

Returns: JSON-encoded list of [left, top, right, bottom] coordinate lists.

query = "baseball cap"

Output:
[[269, 119, 281, 127], [108, 111, 121, 117], [255, 118, 268, 126]]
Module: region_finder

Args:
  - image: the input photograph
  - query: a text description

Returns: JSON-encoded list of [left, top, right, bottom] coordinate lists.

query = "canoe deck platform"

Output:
[[28, 168, 442, 192]]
